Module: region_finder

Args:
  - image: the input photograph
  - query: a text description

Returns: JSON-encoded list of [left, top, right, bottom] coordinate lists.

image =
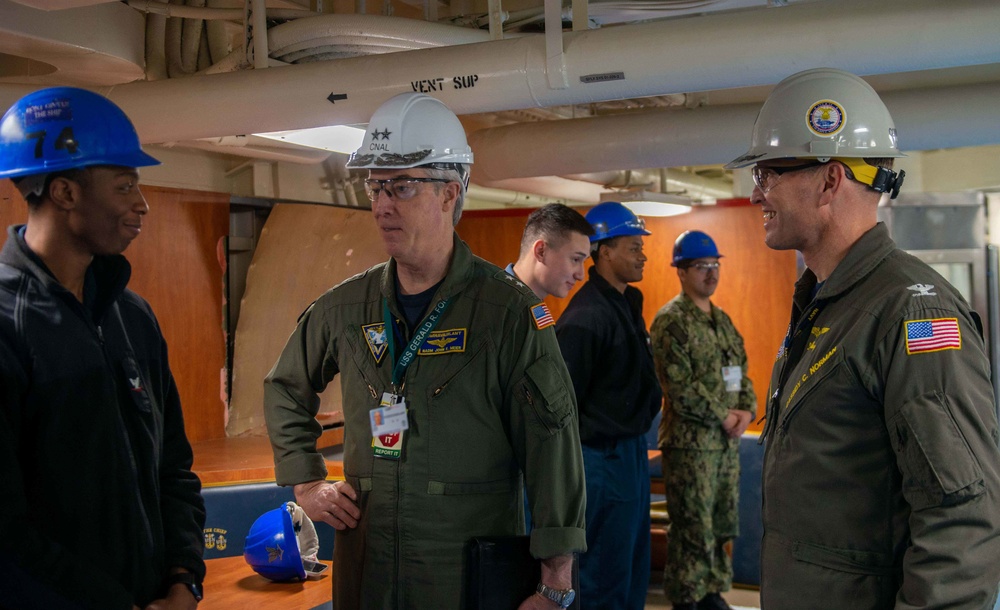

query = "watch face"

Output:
[[562, 589, 575, 607]]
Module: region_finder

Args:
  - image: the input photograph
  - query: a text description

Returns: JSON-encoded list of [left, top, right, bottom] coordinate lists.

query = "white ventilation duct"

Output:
[[470, 81, 1000, 181], [2, 0, 995, 148], [0, 0, 145, 86], [267, 13, 493, 62]]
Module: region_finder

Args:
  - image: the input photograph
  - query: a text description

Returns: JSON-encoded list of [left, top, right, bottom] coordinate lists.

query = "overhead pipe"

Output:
[[126, 0, 318, 21], [3, 0, 998, 159], [564, 169, 734, 201], [544, 0, 569, 89], [181, 0, 206, 75], [247, 0, 269, 70], [266, 13, 493, 62], [1, 0, 991, 146], [164, 137, 333, 164], [469, 81, 1000, 181], [467, 183, 592, 207]]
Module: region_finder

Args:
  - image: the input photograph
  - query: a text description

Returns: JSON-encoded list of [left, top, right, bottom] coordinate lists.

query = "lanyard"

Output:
[[383, 297, 451, 390]]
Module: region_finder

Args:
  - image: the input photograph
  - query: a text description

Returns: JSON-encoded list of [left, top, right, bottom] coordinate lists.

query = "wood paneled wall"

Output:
[[0, 180, 229, 442], [227, 204, 387, 437], [457, 204, 798, 429]]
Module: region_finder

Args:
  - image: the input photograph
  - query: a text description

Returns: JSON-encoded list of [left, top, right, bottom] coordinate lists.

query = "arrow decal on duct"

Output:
[[327, 93, 348, 104]]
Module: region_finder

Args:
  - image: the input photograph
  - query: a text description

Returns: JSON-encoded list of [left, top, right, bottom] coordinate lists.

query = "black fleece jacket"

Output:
[[0, 225, 205, 609], [556, 266, 662, 444]]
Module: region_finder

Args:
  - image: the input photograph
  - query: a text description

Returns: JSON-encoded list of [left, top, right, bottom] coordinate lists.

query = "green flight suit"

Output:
[[264, 235, 587, 609], [760, 223, 1000, 609], [650, 292, 756, 603]]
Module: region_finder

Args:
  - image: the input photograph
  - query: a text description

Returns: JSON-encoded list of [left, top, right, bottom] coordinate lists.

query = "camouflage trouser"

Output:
[[661, 447, 739, 604]]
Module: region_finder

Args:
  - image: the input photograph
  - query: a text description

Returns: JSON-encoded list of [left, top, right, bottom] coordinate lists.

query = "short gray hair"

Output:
[[420, 164, 469, 226]]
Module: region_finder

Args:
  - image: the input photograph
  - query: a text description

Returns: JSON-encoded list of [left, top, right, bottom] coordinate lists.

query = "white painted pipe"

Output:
[[0, 0, 981, 146], [266, 14, 493, 62], [467, 183, 591, 207], [469, 81, 1000, 181], [565, 169, 734, 201], [126, 0, 318, 21], [2, 0, 997, 152], [181, 0, 206, 75], [165, 137, 332, 163], [250, 0, 269, 70]]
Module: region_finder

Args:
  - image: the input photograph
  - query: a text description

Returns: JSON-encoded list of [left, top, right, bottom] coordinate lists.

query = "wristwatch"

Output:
[[165, 572, 203, 603], [536, 582, 575, 608]]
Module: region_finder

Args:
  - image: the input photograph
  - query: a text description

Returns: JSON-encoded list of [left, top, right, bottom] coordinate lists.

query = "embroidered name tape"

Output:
[[418, 328, 466, 355]]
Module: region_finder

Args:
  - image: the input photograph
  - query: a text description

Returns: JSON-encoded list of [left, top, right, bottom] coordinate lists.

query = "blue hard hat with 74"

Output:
[[0, 87, 159, 180]]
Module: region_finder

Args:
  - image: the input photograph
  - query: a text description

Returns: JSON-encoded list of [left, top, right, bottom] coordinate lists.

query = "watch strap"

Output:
[[165, 572, 203, 602], [536, 582, 574, 608]]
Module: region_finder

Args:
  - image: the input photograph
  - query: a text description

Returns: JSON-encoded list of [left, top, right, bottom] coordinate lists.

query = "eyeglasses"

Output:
[[363, 178, 452, 202], [751, 161, 825, 194], [685, 261, 720, 273]]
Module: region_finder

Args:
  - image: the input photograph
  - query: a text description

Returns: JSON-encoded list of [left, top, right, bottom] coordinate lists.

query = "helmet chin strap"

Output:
[[287, 502, 320, 563], [832, 157, 906, 199]]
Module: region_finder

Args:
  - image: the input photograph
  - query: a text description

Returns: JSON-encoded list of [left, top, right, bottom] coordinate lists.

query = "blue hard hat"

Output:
[[585, 201, 651, 243], [671, 230, 723, 267], [0, 87, 159, 180], [244, 503, 308, 582]]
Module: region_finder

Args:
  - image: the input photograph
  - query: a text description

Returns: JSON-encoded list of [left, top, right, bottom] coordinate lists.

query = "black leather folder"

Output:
[[463, 535, 580, 610]]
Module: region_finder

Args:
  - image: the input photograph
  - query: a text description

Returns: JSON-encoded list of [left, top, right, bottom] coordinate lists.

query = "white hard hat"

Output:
[[347, 92, 473, 170], [726, 68, 905, 169]]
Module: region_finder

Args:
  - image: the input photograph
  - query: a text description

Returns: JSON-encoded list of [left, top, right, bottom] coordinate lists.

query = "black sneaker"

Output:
[[697, 592, 733, 610], [671, 603, 699, 610]]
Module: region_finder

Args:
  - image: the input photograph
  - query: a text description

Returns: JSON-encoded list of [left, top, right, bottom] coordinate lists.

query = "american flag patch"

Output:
[[904, 318, 961, 354], [531, 303, 555, 330]]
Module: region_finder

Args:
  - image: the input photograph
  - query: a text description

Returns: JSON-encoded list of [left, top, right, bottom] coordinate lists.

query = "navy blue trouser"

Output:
[[578, 434, 651, 610]]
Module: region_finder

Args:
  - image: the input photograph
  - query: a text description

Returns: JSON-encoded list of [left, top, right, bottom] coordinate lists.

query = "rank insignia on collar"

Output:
[[531, 303, 555, 330], [907, 283, 937, 297], [418, 329, 466, 355], [362, 322, 388, 365]]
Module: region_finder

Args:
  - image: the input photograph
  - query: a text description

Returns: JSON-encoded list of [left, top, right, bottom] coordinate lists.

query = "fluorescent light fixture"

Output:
[[254, 125, 366, 154], [600, 190, 693, 217]]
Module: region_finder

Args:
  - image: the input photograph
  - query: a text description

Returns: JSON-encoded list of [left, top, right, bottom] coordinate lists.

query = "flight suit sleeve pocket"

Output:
[[518, 355, 573, 438], [889, 393, 985, 510], [792, 540, 894, 576]]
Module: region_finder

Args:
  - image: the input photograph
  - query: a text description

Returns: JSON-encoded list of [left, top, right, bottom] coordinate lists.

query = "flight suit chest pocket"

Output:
[[345, 324, 387, 395], [518, 354, 573, 438], [427, 339, 517, 489], [778, 345, 844, 430]]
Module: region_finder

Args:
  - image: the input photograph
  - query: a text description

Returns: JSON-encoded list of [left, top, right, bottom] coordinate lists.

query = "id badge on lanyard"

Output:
[[371, 392, 408, 459], [370, 296, 450, 460]]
